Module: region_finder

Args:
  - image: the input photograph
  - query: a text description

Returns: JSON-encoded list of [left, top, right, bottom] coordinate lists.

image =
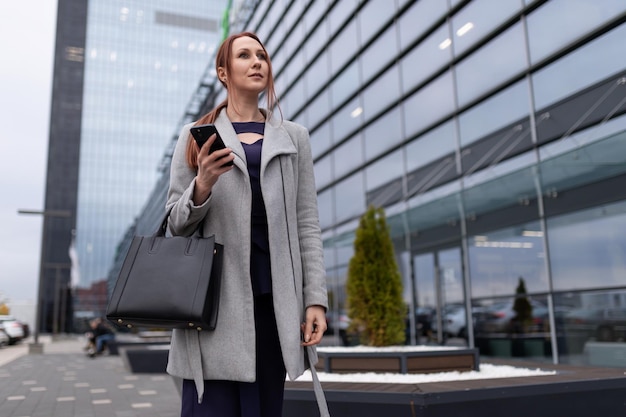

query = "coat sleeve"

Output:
[[289, 122, 329, 311], [166, 123, 212, 236]]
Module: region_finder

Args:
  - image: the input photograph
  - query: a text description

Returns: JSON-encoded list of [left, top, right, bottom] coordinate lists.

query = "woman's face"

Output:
[[223, 36, 269, 96]]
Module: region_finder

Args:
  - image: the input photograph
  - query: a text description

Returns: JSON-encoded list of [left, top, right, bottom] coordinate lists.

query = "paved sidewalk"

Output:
[[0, 336, 180, 417]]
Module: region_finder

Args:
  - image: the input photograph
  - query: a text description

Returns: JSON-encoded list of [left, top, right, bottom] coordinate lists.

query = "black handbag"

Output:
[[106, 211, 223, 330]]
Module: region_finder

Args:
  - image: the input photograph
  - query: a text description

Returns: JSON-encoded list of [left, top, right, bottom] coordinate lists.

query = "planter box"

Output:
[[315, 347, 479, 374]]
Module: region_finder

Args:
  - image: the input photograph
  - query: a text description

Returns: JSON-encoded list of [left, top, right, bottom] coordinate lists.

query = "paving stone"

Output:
[[0, 339, 180, 417]]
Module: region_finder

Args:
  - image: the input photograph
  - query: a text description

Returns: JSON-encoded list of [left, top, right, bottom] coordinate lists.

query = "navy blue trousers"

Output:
[[181, 294, 287, 417]]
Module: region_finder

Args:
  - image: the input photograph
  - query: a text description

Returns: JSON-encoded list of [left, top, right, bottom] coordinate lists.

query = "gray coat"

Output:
[[164, 109, 328, 402]]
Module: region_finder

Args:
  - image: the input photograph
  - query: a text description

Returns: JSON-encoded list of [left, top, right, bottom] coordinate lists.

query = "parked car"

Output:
[[0, 315, 25, 345], [0, 329, 9, 347], [431, 304, 484, 339], [563, 307, 626, 342], [475, 299, 546, 334]]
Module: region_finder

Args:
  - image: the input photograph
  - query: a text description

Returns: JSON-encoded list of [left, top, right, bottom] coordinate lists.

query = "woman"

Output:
[[165, 32, 329, 417]]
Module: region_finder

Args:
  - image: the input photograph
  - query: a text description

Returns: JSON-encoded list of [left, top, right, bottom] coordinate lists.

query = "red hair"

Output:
[[185, 32, 281, 168]]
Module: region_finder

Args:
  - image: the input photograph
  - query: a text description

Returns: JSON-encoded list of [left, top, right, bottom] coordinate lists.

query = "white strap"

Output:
[[307, 346, 330, 417]]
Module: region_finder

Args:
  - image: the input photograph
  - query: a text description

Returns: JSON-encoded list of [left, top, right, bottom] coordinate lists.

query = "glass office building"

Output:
[[43, 0, 227, 332], [128, 0, 626, 366]]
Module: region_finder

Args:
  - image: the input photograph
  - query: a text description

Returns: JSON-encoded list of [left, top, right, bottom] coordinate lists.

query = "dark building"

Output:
[[41, 0, 227, 333]]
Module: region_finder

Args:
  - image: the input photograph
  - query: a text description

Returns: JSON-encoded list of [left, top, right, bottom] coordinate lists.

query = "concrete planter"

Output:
[[315, 346, 480, 374]]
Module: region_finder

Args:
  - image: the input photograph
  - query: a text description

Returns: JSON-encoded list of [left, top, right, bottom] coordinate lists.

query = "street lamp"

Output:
[[17, 208, 72, 354]]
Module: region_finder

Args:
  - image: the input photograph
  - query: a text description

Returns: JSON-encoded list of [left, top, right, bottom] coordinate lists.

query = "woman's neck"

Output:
[[225, 100, 265, 123]]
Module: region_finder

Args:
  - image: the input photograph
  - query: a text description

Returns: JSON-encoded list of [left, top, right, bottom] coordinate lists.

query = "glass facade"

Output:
[[75, 1, 226, 302], [44, 0, 227, 330], [128, 0, 626, 367]]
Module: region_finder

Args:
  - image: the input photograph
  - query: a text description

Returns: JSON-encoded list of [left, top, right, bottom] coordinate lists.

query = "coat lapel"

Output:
[[213, 109, 297, 175]]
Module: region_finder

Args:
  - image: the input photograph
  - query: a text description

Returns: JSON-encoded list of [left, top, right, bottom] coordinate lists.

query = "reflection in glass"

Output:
[[333, 133, 364, 180], [527, 0, 626, 64], [330, 60, 360, 108], [400, 25, 451, 93], [468, 222, 548, 298], [398, 0, 448, 50], [334, 172, 366, 223], [310, 121, 332, 159], [451, 0, 522, 57], [405, 121, 456, 172], [362, 65, 401, 120], [360, 26, 399, 83], [314, 154, 332, 189], [364, 107, 402, 161], [532, 24, 626, 110], [459, 79, 530, 146], [403, 72, 455, 138], [358, 0, 396, 46], [329, 19, 358, 74], [331, 97, 363, 142], [548, 201, 626, 292], [365, 149, 403, 191], [455, 22, 525, 107], [554, 289, 626, 366]]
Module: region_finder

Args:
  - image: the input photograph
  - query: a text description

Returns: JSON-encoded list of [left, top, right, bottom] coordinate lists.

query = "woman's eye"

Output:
[[257, 53, 267, 60]]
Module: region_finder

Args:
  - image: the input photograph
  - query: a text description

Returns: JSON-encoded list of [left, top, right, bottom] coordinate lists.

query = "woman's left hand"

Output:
[[301, 305, 327, 346]]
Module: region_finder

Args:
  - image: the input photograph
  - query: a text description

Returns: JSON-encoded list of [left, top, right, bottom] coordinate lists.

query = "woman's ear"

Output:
[[217, 67, 227, 83]]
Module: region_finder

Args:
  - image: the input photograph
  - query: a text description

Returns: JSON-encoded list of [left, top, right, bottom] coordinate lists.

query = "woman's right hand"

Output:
[[193, 134, 234, 204]]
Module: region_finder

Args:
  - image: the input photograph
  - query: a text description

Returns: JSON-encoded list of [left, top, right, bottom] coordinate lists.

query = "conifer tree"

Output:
[[512, 277, 533, 333], [346, 205, 406, 346]]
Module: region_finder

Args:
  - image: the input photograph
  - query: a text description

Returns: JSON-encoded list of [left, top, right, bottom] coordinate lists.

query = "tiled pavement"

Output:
[[0, 336, 181, 417]]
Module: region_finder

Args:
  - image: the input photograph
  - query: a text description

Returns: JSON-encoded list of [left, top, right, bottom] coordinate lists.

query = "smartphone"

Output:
[[189, 124, 233, 166]]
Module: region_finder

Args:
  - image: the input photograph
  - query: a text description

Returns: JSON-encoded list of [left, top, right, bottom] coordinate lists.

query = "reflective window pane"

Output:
[[532, 24, 626, 110], [362, 65, 401, 120], [330, 60, 360, 108], [360, 25, 398, 82], [455, 22, 526, 107], [468, 221, 548, 298], [400, 25, 452, 94], [334, 173, 366, 223], [365, 149, 403, 191], [459, 79, 530, 146], [358, 0, 397, 46], [548, 200, 626, 291], [310, 121, 332, 159], [527, 0, 626, 64], [331, 97, 363, 142], [406, 121, 456, 172], [333, 133, 363, 179], [364, 107, 402, 161], [329, 19, 359, 74], [403, 72, 455, 138], [452, 0, 522, 56], [314, 154, 332, 189], [398, 0, 448, 50]]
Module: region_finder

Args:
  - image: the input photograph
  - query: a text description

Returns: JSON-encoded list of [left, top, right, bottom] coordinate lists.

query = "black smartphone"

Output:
[[189, 124, 233, 166]]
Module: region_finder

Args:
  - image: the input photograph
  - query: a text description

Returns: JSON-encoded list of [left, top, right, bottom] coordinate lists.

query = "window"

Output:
[[455, 22, 526, 108], [548, 201, 626, 291], [468, 221, 548, 298], [527, 0, 626, 64], [459, 79, 530, 146], [532, 24, 626, 110], [403, 71, 455, 138]]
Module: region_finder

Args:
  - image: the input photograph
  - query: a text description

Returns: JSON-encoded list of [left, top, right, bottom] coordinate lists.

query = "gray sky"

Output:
[[0, 2, 58, 303]]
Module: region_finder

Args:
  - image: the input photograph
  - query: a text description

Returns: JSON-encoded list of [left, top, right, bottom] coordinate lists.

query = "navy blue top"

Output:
[[233, 122, 272, 296]]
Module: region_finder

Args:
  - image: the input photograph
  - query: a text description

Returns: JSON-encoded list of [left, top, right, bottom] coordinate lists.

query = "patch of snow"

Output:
[[318, 345, 461, 353], [296, 364, 556, 384]]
